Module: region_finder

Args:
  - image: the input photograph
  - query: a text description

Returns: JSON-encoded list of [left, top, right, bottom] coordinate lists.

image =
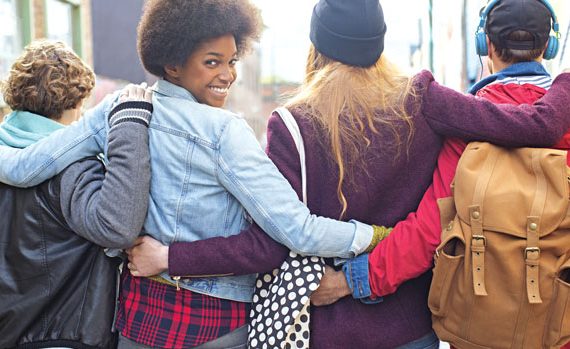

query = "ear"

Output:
[[164, 64, 181, 79]]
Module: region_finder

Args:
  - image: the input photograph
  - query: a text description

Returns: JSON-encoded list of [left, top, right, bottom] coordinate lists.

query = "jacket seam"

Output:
[[22, 126, 106, 187], [174, 141, 194, 243], [149, 123, 217, 149], [37, 198, 50, 334], [74, 251, 97, 336]]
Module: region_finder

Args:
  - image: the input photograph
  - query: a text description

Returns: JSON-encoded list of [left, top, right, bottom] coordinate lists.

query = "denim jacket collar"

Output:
[[154, 79, 198, 102]]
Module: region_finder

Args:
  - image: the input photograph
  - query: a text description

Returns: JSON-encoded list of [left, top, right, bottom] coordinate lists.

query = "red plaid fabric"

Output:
[[116, 271, 249, 348]]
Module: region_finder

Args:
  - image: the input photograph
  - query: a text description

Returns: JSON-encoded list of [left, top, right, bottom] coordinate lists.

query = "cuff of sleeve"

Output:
[[108, 101, 153, 127], [168, 243, 182, 276], [333, 257, 349, 267], [342, 254, 383, 304], [348, 220, 374, 255]]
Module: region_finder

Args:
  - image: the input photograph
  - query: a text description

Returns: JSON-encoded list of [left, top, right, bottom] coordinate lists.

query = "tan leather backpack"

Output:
[[429, 142, 570, 349]]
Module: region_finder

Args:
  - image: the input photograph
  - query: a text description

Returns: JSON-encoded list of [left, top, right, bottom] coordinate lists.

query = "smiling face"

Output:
[[165, 34, 238, 108]]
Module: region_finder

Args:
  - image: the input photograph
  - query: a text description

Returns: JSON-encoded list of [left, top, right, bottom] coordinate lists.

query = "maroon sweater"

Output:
[[168, 71, 570, 348]]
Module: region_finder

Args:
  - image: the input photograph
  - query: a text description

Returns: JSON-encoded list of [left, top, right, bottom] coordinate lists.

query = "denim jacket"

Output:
[[0, 80, 372, 302]]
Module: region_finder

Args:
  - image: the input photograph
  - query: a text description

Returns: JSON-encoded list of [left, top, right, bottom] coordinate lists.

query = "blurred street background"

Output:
[[1, 0, 569, 143]]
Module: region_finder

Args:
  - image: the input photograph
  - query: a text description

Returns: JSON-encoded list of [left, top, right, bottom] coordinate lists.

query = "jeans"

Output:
[[396, 331, 440, 349]]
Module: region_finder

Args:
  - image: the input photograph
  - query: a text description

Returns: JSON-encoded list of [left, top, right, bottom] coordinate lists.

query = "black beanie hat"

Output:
[[310, 0, 387, 67]]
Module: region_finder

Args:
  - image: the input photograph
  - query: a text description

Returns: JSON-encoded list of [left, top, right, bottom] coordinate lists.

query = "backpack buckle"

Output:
[[524, 247, 540, 261], [472, 235, 486, 247]]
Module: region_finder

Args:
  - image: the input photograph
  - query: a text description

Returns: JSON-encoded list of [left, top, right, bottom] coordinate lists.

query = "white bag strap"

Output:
[[274, 107, 307, 205]]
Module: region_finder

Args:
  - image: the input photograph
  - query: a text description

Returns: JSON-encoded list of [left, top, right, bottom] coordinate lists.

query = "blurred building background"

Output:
[[1, 0, 569, 141], [0, 0, 264, 138], [414, 0, 570, 91]]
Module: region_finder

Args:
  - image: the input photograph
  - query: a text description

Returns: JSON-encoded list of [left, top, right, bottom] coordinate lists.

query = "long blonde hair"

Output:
[[286, 45, 416, 218]]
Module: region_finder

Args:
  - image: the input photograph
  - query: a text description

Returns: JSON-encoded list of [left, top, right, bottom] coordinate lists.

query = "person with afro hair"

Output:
[[115, 1, 383, 348]]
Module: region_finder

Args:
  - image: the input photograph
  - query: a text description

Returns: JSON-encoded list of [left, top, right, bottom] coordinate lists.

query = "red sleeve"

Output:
[[168, 112, 301, 276], [368, 139, 466, 296]]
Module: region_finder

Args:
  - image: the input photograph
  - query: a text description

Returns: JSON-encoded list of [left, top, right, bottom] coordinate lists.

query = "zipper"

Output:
[[172, 276, 181, 291]]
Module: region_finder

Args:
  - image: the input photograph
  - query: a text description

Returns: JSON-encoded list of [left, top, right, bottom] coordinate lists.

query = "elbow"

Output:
[[94, 213, 142, 248], [0, 160, 28, 187], [286, 233, 319, 256], [109, 210, 147, 249], [287, 236, 337, 258], [101, 228, 139, 249]]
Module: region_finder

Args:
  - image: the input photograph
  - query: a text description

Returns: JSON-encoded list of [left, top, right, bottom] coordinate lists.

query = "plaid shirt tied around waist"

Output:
[[116, 271, 250, 348]]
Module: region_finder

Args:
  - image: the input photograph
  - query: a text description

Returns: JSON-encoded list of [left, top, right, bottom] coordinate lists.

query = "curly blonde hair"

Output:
[[1, 40, 95, 120]]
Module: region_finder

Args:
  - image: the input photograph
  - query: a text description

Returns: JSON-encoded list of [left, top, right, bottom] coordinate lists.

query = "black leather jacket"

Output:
[[0, 173, 120, 349], [0, 101, 153, 349]]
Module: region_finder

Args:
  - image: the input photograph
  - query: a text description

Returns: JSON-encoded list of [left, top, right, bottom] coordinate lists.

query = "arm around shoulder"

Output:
[[217, 115, 373, 258], [60, 99, 153, 248], [0, 94, 114, 187], [418, 70, 570, 147]]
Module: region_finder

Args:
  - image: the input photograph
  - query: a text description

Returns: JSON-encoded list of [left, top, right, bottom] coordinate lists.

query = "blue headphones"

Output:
[[475, 0, 560, 60]]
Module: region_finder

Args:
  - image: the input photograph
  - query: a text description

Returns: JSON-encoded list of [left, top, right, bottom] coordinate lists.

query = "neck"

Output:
[[489, 59, 509, 74], [490, 57, 542, 75], [58, 108, 80, 125]]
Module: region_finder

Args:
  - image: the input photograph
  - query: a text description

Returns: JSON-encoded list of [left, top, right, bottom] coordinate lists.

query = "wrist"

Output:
[[342, 254, 370, 298], [160, 245, 169, 273], [365, 225, 393, 252], [336, 271, 352, 298]]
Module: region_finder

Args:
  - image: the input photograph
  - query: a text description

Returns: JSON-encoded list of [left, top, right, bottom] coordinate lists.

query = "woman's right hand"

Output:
[[118, 82, 152, 103], [126, 235, 169, 277]]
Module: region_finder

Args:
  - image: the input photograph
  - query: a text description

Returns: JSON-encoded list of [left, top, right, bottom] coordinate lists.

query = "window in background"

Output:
[[0, 0, 23, 81], [45, 0, 82, 55], [0, 0, 30, 110]]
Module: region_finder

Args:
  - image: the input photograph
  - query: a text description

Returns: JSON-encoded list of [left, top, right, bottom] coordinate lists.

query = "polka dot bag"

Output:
[[248, 108, 326, 349]]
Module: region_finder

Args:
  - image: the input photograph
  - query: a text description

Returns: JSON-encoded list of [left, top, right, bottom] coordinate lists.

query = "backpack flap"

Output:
[[454, 142, 569, 239]]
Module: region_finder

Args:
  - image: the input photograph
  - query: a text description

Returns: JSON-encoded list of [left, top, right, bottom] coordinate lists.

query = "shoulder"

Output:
[[266, 107, 309, 148], [401, 70, 438, 118], [267, 107, 312, 136], [411, 70, 436, 93], [198, 102, 242, 123], [477, 82, 547, 105], [265, 107, 315, 164], [156, 93, 243, 126]]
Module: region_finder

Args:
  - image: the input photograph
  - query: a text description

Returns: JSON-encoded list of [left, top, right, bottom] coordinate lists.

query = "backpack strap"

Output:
[[469, 146, 500, 297], [274, 107, 307, 204], [525, 149, 547, 304]]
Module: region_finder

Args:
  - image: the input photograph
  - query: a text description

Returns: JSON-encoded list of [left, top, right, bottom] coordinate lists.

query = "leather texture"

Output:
[[429, 142, 570, 349], [0, 172, 120, 349]]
